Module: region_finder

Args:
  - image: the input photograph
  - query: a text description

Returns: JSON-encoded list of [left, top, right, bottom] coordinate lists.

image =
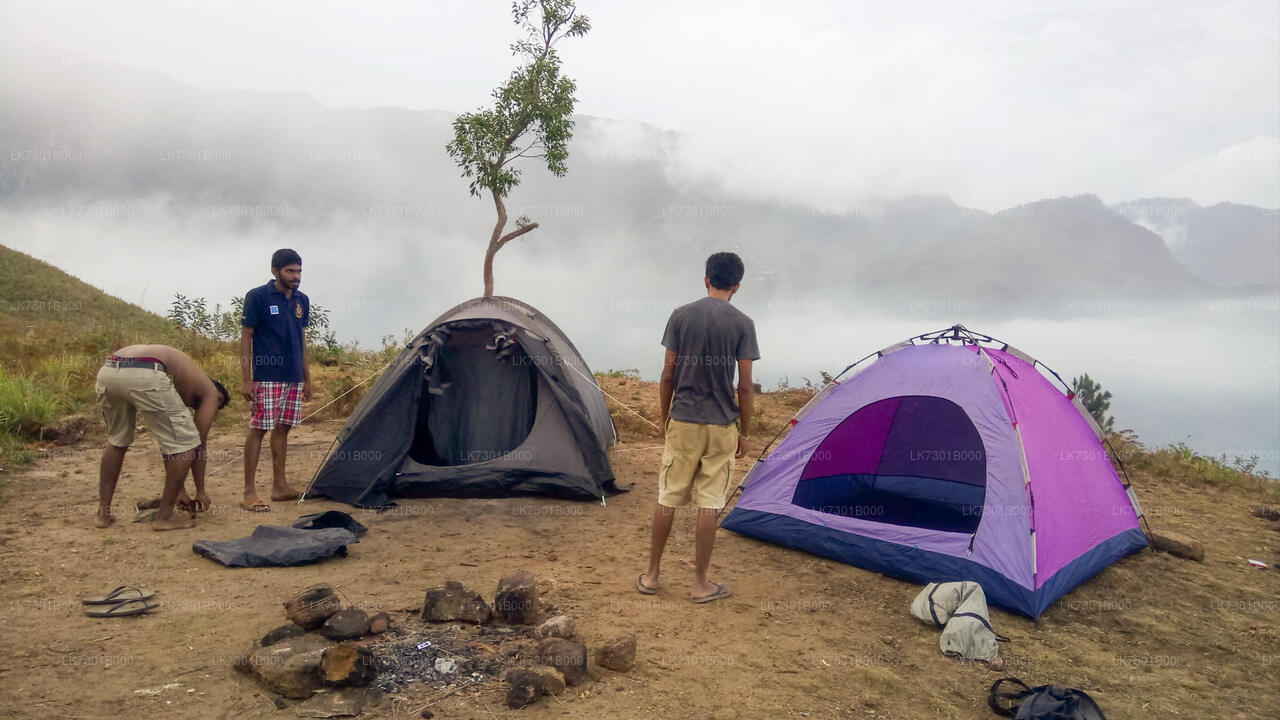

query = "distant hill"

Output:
[[1113, 198, 1280, 289], [1, 55, 1275, 318], [0, 244, 187, 365]]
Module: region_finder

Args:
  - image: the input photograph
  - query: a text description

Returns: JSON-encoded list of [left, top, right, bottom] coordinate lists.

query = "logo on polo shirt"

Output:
[[295, 303, 303, 319], [269, 305, 280, 315]]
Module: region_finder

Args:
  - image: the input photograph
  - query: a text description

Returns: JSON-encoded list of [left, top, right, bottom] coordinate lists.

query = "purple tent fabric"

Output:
[[722, 341, 1147, 618]]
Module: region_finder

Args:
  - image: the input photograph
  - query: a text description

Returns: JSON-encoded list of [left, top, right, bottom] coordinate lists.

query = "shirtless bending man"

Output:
[[93, 344, 229, 530]]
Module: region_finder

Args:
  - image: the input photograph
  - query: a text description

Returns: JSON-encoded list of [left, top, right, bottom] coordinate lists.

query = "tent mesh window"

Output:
[[408, 327, 538, 466], [790, 395, 987, 533]]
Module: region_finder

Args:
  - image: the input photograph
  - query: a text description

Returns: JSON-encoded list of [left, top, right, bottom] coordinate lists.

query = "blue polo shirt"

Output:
[[242, 280, 310, 382]]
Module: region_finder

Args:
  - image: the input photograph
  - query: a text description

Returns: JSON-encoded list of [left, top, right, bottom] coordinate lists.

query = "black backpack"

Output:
[[989, 677, 1107, 720]]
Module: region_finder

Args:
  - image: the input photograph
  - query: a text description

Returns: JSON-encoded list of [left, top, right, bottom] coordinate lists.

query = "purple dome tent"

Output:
[[722, 326, 1149, 618]]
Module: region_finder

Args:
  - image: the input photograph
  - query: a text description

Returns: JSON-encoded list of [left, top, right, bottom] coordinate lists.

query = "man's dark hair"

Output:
[[271, 248, 302, 270], [211, 379, 230, 410], [706, 252, 745, 290]]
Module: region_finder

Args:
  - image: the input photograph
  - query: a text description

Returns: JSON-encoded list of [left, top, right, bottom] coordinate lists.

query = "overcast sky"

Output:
[[4, 0, 1278, 209]]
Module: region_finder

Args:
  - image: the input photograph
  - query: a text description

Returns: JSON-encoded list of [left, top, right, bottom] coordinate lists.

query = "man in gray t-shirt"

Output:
[[637, 252, 760, 604]]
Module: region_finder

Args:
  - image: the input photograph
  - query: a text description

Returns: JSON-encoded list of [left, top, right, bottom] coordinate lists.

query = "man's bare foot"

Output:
[[239, 495, 271, 512], [93, 509, 114, 529], [270, 485, 300, 502], [151, 513, 196, 531]]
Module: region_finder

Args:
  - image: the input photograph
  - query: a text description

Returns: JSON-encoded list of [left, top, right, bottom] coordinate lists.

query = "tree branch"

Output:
[[497, 222, 539, 248]]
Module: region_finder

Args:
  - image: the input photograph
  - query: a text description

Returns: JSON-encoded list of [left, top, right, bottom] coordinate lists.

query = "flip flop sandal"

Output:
[[83, 598, 160, 617], [239, 502, 271, 513], [693, 583, 732, 604], [82, 586, 156, 605], [635, 575, 658, 595]]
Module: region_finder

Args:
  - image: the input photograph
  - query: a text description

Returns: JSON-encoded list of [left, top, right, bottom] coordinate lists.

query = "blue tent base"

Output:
[[722, 508, 1148, 618]]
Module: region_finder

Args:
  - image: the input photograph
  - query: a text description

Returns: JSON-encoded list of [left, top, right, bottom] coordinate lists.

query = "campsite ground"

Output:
[[0, 377, 1277, 720]]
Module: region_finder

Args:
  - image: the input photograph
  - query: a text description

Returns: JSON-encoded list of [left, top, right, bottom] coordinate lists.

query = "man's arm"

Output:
[[736, 358, 754, 459], [301, 341, 312, 401], [190, 393, 218, 494], [658, 348, 678, 432], [239, 327, 255, 402]]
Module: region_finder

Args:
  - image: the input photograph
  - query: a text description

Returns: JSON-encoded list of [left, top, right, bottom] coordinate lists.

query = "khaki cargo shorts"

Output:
[[658, 418, 739, 509], [95, 364, 201, 455]]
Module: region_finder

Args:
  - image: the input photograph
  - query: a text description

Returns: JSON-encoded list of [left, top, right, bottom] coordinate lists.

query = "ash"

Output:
[[373, 621, 538, 693]]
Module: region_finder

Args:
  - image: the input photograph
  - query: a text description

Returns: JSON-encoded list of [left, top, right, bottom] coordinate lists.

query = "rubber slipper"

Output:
[[238, 501, 271, 513], [693, 583, 732, 604], [82, 586, 156, 605], [83, 598, 159, 617], [636, 575, 658, 595]]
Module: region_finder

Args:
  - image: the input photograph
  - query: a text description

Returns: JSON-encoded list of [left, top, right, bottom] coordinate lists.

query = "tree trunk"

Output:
[[483, 192, 508, 297]]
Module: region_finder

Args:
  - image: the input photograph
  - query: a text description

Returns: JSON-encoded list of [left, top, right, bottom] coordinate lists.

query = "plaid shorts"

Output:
[[251, 381, 304, 430]]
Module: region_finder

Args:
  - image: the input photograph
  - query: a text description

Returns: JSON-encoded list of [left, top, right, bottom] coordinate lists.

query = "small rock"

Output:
[[595, 634, 637, 672], [250, 633, 333, 698], [262, 624, 307, 647], [136, 496, 161, 511], [422, 581, 491, 624], [434, 657, 456, 675], [494, 569, 539, 625], [286, 584, 343, 630], [320, 643, 379, 687], [367, 612, 391, 635], [320, 608, 370, 641], [420, 710, 434, 719], [535, 638, 587, 686], [528, 664, 566, 694], [504, 669, 545, 709], [274, 696, 289, 709], [1150, 530, 1205, 562], [534, 615, 575, 639], [294, 687, 383, 718], [40, 414, 90, 445]]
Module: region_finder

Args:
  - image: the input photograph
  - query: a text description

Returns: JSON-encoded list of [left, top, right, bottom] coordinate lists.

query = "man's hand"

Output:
[[736, 433, 750, 459], [302, 379, 313, 402], [241, 380, 256, 403]]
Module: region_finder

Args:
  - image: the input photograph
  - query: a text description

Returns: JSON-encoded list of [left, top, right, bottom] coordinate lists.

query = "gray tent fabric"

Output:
[[910, 581, 1003, 663], [307, 297, 620, 507], [193, 526, 359, 568]]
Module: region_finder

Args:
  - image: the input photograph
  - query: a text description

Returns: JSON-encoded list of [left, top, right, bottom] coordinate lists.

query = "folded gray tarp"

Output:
[[193, 526, 359, 568]]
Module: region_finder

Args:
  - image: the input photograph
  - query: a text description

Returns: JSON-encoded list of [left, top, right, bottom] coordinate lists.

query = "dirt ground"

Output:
[[1, 382, 1278, 719]]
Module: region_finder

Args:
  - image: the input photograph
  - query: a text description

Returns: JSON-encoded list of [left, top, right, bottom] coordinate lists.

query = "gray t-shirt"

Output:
[[661, 296, 761, 426]]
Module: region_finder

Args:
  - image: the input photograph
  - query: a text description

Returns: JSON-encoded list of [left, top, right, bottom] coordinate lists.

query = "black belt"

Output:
[[104, 356, 166, 372]]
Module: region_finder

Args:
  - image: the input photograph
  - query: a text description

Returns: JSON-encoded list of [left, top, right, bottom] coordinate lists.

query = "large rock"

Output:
[[1151, 531, 1205, 562], [595, 634, 637, 672], [320, 643, 379, 687], [286, 585, 343, 630], [422, 581, 491, 624], [262, 623, 307, 647], [535, 638, 587, 686], [504, 669, 546, 709], [320, 609, 370, 641], [534, 615, 575, 639], [249, 633, 333, 699], [494, 570, 539, 625], [294, 687, 384, 718]]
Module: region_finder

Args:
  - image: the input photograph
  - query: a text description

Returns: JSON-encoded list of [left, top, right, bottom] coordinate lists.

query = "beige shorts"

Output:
[[95, 364, 201, 455], [658, 418, 739, 509]]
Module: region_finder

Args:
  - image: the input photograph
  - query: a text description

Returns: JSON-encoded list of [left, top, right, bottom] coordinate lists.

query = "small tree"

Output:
[[1072, 373, 1116, 435], [446, 0, 589, 297]]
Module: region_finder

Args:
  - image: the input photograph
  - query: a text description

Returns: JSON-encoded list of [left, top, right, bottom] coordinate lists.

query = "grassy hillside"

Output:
[[0, 244, 392, 468]]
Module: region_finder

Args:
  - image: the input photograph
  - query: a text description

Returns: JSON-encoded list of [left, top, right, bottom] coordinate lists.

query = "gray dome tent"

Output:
[[306, 296, 620, 507]]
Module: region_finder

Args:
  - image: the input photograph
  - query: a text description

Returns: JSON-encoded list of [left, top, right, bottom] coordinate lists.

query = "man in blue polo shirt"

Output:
[[239, 248, 312, 511]]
